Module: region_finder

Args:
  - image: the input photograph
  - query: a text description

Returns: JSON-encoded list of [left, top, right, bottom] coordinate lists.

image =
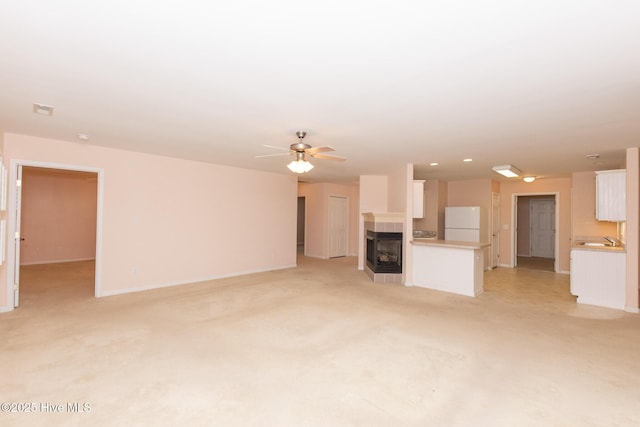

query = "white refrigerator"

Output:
[[444, 206, 484, 242]]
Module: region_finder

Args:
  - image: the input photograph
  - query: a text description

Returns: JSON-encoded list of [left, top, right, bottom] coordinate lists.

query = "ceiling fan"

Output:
[[256, 131, 346, 173]]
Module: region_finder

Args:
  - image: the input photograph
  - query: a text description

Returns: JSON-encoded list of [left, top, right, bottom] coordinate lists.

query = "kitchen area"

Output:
[[408, 179, 491, 297], [408, 169, 629, 309], [570, 169, 627, 310], [358, 155, 637, 312]]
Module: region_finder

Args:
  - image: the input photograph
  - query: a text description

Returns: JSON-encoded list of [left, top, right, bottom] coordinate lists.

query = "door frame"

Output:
[[297, 196, 306, 254], [510, 192, 559, 272], [491, 192, 500, 268], [6, 159, 105, 309]]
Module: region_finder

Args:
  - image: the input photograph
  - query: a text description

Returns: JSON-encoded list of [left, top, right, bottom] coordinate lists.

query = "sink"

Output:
[[579, 242, 613, 247], [413, 230, 437, 239]]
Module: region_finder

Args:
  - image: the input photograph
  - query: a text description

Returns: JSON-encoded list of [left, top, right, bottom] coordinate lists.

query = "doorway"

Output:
[[7, 161, 104, 308], [514, 194, 557, 272], [297, 197, 305, 254]]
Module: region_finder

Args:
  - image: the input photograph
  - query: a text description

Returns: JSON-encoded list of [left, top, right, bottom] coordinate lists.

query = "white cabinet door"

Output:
[[571, 249, 625, 310], [596, 169, 626, 221]]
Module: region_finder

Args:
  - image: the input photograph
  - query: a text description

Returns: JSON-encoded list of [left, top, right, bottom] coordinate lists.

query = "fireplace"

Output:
[[366, 230, 402, 273], [362, 212, 404, 283]]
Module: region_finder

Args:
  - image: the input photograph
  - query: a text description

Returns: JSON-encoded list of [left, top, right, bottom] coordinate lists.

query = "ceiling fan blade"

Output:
[[262, 144, 291, 152], [305, 145, 336, 155], [310, 153, 347, 161], [255, 152, 292, 158]]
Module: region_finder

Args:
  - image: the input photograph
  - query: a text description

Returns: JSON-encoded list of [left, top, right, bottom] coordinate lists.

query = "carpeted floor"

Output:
[[1, 257, 639, 426]]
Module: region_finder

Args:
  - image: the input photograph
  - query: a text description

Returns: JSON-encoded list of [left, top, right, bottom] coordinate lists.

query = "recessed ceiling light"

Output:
[[430, 162, 439, 166], [463, 158, 473, 162], [78, 133, 90, 141], [33, 103, 54, 116], [586, 153, 600, 160]]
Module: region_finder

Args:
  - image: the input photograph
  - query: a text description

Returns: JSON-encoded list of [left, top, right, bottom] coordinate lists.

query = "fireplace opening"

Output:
[[366, 231, 402, 273]]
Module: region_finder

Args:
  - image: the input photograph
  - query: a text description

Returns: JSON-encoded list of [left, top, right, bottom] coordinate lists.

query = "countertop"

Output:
[[411, 238, 491, 250], [571, 243, 625, 253]]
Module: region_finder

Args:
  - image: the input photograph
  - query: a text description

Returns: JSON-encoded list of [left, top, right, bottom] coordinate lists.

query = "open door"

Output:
[[13, 164, 22, 307]]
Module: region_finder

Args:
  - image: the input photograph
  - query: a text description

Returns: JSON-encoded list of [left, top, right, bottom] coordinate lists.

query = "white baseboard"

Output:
[[625, 307, 640, 314], [0, 306, 13, 313], [99, 263, 297, 297]]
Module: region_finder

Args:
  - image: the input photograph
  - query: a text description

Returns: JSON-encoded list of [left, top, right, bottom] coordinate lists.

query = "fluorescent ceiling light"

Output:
[[492, 164, 522, 178]]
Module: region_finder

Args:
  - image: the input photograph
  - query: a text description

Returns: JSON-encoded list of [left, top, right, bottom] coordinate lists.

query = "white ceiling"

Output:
[[1, 1, 639, 183]]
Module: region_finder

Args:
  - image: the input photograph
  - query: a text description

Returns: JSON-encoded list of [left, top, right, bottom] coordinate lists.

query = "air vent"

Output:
[[33, 103, 54, 116]]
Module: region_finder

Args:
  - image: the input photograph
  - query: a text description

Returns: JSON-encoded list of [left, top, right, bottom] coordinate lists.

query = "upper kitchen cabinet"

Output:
[[596, 169, 626, 221], [413, 180, 425, 218]]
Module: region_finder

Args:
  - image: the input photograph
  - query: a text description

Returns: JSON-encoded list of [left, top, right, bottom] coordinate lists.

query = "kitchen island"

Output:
[[411, 239, 490, 297]]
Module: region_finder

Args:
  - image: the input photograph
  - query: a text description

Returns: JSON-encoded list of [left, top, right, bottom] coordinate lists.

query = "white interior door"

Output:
[[13, 164, 23, 307], [530, 199, 555, 258], [328, 196, 348, 258]]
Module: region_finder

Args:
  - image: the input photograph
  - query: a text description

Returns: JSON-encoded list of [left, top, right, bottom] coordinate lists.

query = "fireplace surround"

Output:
[[362, 212, 404, 284]]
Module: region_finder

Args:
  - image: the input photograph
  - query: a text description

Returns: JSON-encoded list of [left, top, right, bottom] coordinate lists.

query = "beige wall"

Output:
[[387, 165, 409, 213], [448, 179, 494, 209], [359, 175, 388, 213], [500, 178, 572, 272], [297, 182, 359, 259], [571, 171, 618, 239], [0, 132, 5, 303], [413, 179, 448, 237], [1, 133, 297, 309], [358, 175, 389, 269], [626, 148, 639, 311], [21, 167, 98, 265]]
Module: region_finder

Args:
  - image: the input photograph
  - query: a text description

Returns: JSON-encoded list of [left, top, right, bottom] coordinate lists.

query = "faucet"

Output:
[[603, 236, 617, 246]]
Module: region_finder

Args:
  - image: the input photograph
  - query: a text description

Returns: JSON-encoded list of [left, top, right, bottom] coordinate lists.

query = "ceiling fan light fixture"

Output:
[[287, 159, 314, 173], [492, 164, 522, 178]]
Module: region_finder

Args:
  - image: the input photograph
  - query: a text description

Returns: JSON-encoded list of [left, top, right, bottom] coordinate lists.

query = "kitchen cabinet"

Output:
[[596, 169, 626, 221], [570, 248, 625, 310], [413, 180, 425, 219], [412, 240, 488, 297]]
